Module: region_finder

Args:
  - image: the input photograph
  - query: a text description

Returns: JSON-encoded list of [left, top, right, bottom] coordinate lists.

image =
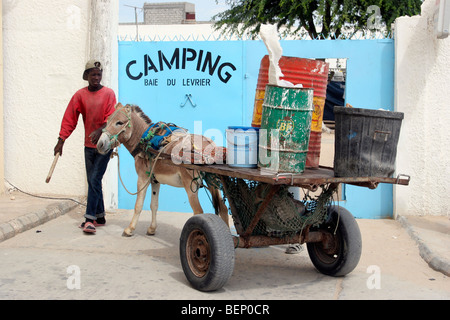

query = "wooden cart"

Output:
[[174, 162, 410, 292]]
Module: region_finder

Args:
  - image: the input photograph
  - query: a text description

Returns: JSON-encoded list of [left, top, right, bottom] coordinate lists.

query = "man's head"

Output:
[[83, 60, 103, 89]]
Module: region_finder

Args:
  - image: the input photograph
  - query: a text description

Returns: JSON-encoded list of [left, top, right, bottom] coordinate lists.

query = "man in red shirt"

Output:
[[54, 60, 116, 234]]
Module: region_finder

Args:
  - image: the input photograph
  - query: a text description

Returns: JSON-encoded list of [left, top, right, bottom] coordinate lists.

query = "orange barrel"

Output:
[[305, 131, 321, 168], [251, 55, 329, 168]]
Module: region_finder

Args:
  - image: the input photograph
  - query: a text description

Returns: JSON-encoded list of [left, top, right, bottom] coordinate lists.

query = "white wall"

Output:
[[3, 1, 91, 197], [394, 0, 450, 217], [119, 23, 225, 41], [0, 3, 4, 195], [88, 0, 119, 209]]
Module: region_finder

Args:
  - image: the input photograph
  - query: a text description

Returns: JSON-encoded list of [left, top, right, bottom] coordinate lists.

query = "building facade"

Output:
[[143, 2, 196, 25]]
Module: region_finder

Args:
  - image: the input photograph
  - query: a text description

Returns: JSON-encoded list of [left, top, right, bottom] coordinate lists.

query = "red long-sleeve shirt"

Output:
[[59, 86, 116, 148]]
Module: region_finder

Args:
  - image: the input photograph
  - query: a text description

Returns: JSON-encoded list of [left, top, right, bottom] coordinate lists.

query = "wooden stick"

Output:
[[45, 153, 60, 183]]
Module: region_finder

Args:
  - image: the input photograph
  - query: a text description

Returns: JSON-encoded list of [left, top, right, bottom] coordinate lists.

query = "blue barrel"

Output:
[[226, 126, 260, 168]]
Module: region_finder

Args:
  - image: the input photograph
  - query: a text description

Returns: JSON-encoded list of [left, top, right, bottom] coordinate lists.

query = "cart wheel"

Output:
[[179, 214, 235, 291], [307, 206, 362, 276]]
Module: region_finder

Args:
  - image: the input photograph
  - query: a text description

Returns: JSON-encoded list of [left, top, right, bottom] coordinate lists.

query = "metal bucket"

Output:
[[258, 85, 314, 173], [251, 55, 329, 168]]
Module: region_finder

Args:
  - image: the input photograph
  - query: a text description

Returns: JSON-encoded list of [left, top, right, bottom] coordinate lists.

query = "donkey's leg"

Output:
[[208, 186, 229, 227], [181, 170, 204, 215], [147, 182, 160, 235], [123, 174, 150, 237], [185, 188, 204, 215]]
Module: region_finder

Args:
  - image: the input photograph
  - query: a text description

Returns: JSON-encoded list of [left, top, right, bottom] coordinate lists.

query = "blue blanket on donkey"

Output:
[[140, 122, 181, 151]]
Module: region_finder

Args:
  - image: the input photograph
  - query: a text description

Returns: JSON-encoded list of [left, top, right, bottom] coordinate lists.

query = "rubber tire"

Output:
[[179, 214, 235, 291], [307, 205, 362, 276]]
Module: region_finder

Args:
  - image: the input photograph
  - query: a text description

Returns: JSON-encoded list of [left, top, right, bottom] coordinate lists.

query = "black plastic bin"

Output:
[[334, 106, 404, 177]]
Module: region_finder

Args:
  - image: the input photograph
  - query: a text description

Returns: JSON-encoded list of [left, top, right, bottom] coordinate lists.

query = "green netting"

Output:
[[220, 176, 336, 237]]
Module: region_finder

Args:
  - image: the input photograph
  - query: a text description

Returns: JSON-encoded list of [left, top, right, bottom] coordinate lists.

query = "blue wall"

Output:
[[118, 38, 395, 218]]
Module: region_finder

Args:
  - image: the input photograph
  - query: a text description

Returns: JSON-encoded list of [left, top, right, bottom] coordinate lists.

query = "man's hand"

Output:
[[54, 138, 64, 156], [89, 123, 107, 145]]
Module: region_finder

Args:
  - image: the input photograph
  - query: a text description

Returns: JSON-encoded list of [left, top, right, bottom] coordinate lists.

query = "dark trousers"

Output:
[[84, 147, 111, 220]]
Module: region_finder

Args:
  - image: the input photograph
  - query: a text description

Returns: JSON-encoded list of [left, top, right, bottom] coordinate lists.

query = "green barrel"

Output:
[[258, 85, 314, 173]]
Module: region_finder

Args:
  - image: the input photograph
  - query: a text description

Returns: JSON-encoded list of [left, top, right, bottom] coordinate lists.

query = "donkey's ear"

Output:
[[115, 103, 123, 109]]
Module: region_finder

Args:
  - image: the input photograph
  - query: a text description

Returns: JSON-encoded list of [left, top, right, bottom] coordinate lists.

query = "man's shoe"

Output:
[[79, 219, 105, 228], [82, 222, 96, 234]]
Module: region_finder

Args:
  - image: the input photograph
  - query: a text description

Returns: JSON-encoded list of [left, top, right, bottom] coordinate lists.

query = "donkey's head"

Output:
[[97, 103, 134, 154]]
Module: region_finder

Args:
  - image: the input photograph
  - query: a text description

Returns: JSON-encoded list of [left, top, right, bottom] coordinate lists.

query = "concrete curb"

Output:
[[0, 200, 79, 243], [398, 215, 450, 277]]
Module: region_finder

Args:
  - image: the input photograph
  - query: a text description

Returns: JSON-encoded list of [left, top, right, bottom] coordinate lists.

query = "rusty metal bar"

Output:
[[233, 230, 329, 248], [241, 184, 281, 238]]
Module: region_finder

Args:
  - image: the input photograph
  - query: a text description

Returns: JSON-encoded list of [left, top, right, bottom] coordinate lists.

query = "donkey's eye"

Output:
[[116, 121, 124, 126]]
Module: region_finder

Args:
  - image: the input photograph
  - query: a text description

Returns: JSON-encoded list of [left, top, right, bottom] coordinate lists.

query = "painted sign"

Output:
[[124, 48, 237, 84], [118, 41, 244, 213], [119, 42, 243, 130]]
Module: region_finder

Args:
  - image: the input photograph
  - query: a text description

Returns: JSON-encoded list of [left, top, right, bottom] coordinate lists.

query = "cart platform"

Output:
[[170, 162, 410, 190]]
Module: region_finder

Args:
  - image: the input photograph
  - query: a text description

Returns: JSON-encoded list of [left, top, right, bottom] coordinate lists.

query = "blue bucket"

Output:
[[226, 126, 260, 168]]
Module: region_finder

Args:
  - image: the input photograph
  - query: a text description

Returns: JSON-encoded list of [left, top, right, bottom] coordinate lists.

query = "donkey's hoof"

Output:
[[146, 229, 156, 236], [122, 229, 133, 237]]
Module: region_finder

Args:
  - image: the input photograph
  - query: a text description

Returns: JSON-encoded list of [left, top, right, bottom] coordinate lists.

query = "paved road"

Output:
[[0, 206, 449, 301]]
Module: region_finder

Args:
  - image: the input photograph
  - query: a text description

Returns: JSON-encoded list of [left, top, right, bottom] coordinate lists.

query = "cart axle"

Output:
[[233, 230, 332, 249]]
